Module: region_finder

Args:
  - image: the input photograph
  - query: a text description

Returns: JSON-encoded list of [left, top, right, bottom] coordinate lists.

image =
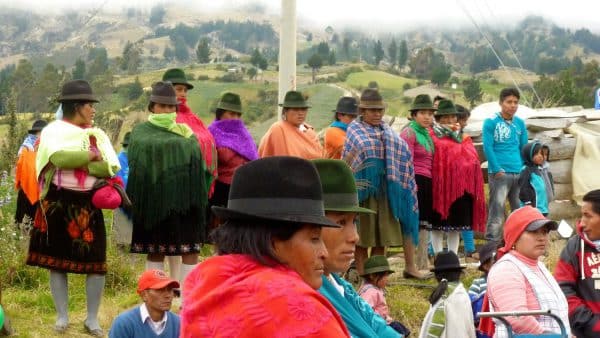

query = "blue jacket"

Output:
[[482, 113, 528, 174], [319, 274, 401, 338], [116, 150, 129, 188], [109, 306, 180, 338], [518, 141, 554, 215]]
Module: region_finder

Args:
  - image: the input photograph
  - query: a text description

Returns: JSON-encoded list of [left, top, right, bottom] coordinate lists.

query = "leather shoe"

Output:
[[84, 323, 104, 337]]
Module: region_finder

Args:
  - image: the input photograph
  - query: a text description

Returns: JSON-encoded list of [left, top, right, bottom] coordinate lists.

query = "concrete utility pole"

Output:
[[278, 0, 297, 119]]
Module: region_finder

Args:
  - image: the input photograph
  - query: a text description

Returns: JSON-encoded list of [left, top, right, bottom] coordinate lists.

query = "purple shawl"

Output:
[[208, 119, 258, 161]]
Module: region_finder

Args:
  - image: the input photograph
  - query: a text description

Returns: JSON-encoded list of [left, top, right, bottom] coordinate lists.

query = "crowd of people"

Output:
[[6, 71, 600, 338]]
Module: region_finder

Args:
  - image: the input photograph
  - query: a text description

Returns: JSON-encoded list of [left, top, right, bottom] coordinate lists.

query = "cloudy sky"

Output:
[[4, 0, 599, 32]]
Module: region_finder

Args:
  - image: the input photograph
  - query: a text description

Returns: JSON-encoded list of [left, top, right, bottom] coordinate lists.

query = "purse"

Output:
[[91, 176, 132, 210]]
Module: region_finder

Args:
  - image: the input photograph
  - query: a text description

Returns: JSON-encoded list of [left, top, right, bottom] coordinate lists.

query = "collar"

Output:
[[497, 111, 514, 122], [140, 303, 168, 326]]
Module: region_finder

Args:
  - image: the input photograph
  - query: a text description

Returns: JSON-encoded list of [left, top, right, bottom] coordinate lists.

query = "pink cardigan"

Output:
[[358, 283, 391, 323], [486, 251, 549, 335], [399, 127, 432, 178]]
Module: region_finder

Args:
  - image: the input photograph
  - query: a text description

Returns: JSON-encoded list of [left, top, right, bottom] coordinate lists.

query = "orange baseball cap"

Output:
[[137, 269, 180, 295]]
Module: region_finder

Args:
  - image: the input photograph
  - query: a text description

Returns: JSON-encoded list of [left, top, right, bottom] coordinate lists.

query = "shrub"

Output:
[[337, 66, 363, 82], [402, 83, 412, 90], [490, 78, 499, 85], [197, 75, 210, 81]]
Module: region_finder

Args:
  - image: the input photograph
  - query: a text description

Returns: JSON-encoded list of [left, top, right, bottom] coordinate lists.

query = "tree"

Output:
[[463, 77, 483, 108], [328, 51, 336, 66], [72, 58, 86, 79], [431, 64, 452, 87], [128, 77, 143, 100], [317, 42, 330, 59], [398, 40, 408, 68], [373, 40, 385, 66], [11, 59, 36, 112], [120, 40, 143, 74], [32, 63, 60, 113], [247, 67, 258, 81], [149, 5, 166, 25], [250, 48, 268, 70], [342, 37, 351, 58], [87, 47, 109, 78], [174, 36, 189, 62], [196, 38, 211, 63], [388, 39, 398, 67], [308, 53, 323, 83], [0, 92, 21, 170], [306, 32, 313, 42], [163, 46, 175, 61]]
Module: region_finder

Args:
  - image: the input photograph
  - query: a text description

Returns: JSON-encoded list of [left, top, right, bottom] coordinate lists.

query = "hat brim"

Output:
[[331, 109, 359, 115], [28, 128, 43, 134], [359, 104, 386, 109], [360, 267, 395, 277], [58, 94, 99, 103], [280, 104, 311, 108], [324, 206, 376, 214], [526, 219, 558, 231], [430, 264, 467, 272], [211, 206, 340, 228], [409, 107, 437, 112], [169, 78, 194, 90], [139, 280, 180, 294]]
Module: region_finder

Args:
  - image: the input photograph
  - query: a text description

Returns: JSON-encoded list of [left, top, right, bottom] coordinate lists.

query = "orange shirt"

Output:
[[258, 120, 323, 159]]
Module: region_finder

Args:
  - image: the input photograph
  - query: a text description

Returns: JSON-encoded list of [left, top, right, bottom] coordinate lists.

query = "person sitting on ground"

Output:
[[14, 119, 47, 229], [258, 91, 323, 159], [518, 140, 554, 216], [480, 206, 571, 337], [109, 269, 180, 338], [468, 241, 497, 338], [180, 156, 350, 337], [324, 97, 359, 159], [419, 250, 476, 338], [554, 189, 600, 337], [358, 255, 411, 336], [313, 159, 406, 337]]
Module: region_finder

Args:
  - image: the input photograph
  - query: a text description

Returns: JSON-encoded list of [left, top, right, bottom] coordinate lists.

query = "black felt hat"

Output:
[[430, 250, 466, 272], [332, 96, 358, 115], [212, 156, 339, 228], [58, 80, 99, 103], [28, 119, 48, 134]]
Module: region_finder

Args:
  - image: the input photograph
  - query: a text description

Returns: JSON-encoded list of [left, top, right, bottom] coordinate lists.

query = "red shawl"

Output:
[[176, 97, 217, 196], [431, 133, 486, 232], [181, 254, 350, 338]]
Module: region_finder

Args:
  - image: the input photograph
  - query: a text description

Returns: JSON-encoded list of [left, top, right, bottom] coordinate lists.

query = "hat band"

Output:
[[227, 198, 324, 216], [151, 95, 177, 102], [322, 193, 359, 208], [360, 100, 385, 107]]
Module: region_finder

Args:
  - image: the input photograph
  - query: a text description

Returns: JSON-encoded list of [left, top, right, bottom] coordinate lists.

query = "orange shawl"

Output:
[[15, 147, 40, 204], [324, 126, 346, 159], [258, 120, 323, 159], [181, 254, 350, 338]]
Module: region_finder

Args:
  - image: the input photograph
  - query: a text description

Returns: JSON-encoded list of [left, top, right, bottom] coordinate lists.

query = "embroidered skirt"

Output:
[[26, 184, 107, 274], [130, 207, 204, 255], [431, 193, 473, 231], [415, 175, 433, 230]]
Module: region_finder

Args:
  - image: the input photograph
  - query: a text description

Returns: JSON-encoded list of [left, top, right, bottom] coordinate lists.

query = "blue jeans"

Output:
[[485, 172, 521, 241]]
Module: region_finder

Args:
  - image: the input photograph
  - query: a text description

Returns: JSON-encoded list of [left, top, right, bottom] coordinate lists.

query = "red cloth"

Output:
[[176, 97, 217, 196], [216, 147, 248, 184], [181, 254, 350, 338], [431, 133, 486, 232]]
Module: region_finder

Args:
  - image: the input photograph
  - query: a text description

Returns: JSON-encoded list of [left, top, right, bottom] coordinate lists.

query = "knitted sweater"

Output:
[[109, 306, 180, 338]]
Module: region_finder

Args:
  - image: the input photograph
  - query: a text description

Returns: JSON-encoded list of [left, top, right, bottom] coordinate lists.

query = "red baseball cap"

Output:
[[498, 206, 558, 259], [137, 269, 180, 295]]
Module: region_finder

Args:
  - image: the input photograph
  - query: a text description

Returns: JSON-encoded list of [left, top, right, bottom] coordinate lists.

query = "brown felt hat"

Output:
[[149, 81, 179, 106], [58, 80, 99, 103], [358, 88, 386, 109]]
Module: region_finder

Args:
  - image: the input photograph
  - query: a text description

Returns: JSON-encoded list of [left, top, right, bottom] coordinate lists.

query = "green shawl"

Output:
[[409, 120, 434, 153], [127, 122, 207, 230]]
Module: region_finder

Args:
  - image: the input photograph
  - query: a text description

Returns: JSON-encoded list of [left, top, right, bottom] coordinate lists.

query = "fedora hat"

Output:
[[28, 119, 48, 134], [361, 255, 394, 276], [358, 88, 386, 109], [435, 99, 458, 116], [212, 156, 338, 228], [312, 159, 374, 214], [409, 94, 437, 112], [430, 250, 466, 273], [58, 80, 99, 103], [162, 68, 194, 89], [332, 96, 358, 115], [216, 92, 243, 114], [150, 81, 179, 106], [279, 91, 311, 108]]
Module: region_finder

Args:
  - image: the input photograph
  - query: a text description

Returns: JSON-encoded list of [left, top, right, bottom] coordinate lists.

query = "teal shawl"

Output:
[[127, 122, 207, 230], [319, 274, 401, 338]]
